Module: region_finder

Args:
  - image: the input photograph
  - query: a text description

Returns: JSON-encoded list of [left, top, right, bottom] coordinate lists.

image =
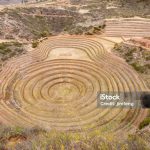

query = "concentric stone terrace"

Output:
[[105, 18, 150, 37], [0, 36, 148, 133]]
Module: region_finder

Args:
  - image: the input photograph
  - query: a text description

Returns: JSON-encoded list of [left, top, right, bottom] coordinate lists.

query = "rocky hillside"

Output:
[[0, 7, 84, 40], [0, 41, 26, 68], [0, 0, 149, 41], [113, 41, 150, 88]]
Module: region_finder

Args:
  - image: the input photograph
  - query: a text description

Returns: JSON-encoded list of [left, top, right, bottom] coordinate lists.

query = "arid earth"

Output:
[[0, 0, 150, 150]]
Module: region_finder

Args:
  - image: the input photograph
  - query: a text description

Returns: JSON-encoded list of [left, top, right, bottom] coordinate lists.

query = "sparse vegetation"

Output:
[[0, 0, 149, 40], [32, 40, 39, 48], [0, 42, 26, 62], [139, 118, 150, 129], [40, 30, 49, 37], [0, 125, 149, 150], [113, 42, 150, 93], [0, 7, 82, 40], [113, 43, 150, 88], [131, 62, 145, 73]]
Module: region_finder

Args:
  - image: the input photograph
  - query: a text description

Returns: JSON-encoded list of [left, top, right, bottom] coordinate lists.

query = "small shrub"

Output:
[[10, 126, 25, 136], [40, 30, 49, 37], [85, 32, 93, 35], [0, 43, 7, 50], [5, 48, 11, 53], [131, 63, 145, 73], [139, 118, 150, 129], [113, 43, 120, 50], [32, 41, 39, 48], [93, 26, 101, 31], [145, 55, 150, 61]]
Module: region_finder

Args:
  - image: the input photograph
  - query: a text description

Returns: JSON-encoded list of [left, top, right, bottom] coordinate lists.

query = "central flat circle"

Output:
[[48, 82, 80, 102], [46, 48, 91, 61]]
